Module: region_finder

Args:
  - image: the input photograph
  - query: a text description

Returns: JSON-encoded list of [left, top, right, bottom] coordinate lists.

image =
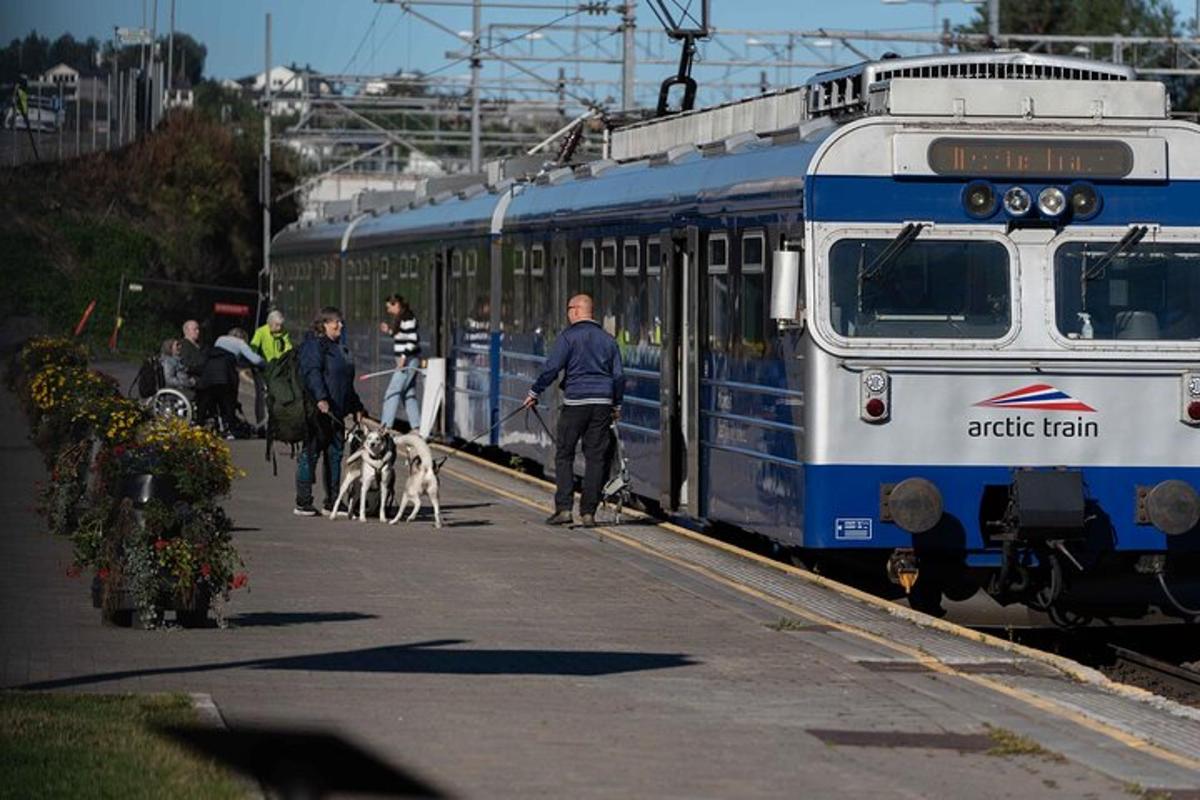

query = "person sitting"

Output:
[[159, 338, 194, 393]]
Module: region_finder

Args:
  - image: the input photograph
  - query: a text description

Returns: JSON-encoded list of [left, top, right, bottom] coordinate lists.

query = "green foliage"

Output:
[[0, 692, 249, 800], [960, 0, 1180, 37]]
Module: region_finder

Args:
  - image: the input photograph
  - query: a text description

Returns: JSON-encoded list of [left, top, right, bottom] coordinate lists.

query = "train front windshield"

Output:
[[1054, 242, 1200, 341], [828, 239, 1010, 339]]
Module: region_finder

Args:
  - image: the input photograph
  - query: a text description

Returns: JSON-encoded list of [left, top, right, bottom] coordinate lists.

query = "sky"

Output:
[[3, 0, 1197, 101]]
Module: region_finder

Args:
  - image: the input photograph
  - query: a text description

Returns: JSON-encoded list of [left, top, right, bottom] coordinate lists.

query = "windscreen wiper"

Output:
[[859, 222, 928, 282], [1083, 225, 1149, 281]]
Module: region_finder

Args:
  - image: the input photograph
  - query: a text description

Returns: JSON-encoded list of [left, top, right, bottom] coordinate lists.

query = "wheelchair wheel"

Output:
[[152, 388, 193, 423]]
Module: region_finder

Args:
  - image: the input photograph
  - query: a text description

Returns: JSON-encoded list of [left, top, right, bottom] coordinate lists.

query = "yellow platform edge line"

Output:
[[439, 462, 1200, 777]]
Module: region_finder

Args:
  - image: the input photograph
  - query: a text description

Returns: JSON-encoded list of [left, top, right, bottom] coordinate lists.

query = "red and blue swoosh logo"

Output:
[[975, 384, 1096, 412]]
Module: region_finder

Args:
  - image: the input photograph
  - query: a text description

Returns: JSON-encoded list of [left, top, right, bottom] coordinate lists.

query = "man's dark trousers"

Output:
[[554, 404, 612, 515]]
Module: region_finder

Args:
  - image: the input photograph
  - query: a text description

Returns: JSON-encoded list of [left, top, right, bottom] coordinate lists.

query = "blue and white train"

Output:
[[272, 52, 1200, 625]]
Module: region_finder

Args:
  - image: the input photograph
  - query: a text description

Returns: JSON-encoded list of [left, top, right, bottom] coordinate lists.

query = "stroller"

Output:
[[599, 421, 633, 523]]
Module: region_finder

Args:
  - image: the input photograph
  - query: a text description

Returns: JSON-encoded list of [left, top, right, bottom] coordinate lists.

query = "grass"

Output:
[[0, 692, 250, 800], [984, 724, 1066, 762], [766, 617, 809, 632]]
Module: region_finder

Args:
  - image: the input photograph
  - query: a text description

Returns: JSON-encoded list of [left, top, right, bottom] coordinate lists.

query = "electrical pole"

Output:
[[262, 13, 272, 308], [988, 0, 1000, 39], [621, 2, 636, 111], [167, 0, 175, 109], [469, 0, 482, 173]]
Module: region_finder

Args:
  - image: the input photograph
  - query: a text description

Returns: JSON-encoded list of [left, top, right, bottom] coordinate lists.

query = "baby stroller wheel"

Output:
[[152, 388, 193, 423]]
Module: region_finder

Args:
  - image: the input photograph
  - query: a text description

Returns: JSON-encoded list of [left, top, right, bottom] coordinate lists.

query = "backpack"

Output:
[[134, 356, 164, 399], [263, 348, 311, 449]]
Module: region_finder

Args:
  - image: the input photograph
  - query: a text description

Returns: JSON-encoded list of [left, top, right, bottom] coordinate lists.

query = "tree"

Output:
[[162, 32, 206, 86], [961, 0, 1179, 38]]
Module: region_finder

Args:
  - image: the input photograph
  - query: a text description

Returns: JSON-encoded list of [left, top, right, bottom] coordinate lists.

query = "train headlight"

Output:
[[860, 369, 890, 423], [1142, 480, 1200, 536], [1067, 182, 1101, 220], [883, 478, 944, 534], [962, 181, 998, 219], [1002, 186, 1032, 217], [1183, 373, 1200, 426], [1037, 187, 1067, 218]]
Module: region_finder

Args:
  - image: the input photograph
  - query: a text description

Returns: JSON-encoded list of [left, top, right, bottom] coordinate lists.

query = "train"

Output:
[[271, 51, 1200, 626]]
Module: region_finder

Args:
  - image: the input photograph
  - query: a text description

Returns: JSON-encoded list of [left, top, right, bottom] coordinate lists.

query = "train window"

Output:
[[622, 240, 642, 343], [580, 241, 596, 297], [623, 242, 640, 275], [601, 240, 617, 275], [709, 234, 729, 274], [1054, 242, 1200, 341], [514, 248, 526, 274], [741, 232, 766, 351], [708, 233, 732, 351], [513, 248, 527, 331], [646, 241, 663, 345], [530, 245, 547, 327], [451, 251, 463, 278], [742, 233, 765, 273], [829, 239, 1010, 339], [466, 250, 477, 276]]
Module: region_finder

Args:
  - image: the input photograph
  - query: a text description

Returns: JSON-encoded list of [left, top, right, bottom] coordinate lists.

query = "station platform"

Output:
[[2, 374, 1200, 798]]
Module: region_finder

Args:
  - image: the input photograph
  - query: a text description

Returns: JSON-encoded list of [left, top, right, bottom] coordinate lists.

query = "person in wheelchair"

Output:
[[160, 338, 195, 393], [195, 328, 264, 439]]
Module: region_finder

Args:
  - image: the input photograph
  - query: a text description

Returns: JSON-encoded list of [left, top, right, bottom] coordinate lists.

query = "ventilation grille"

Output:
[[807, 53, 1135, 119]]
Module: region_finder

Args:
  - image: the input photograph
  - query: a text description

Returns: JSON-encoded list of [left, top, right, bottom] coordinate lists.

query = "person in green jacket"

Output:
[[250, 310, 292, 425], [251, 310, 292, 362]]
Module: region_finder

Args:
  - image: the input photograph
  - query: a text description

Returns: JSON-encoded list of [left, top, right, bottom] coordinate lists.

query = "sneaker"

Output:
[[293, 505, 319, 517], [544, 510, 574, 526], [576, 513, 597, 528]]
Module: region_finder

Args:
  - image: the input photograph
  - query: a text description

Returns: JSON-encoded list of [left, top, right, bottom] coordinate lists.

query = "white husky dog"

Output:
[[330, 428, 395, 522], [388, 431, 442, 529]]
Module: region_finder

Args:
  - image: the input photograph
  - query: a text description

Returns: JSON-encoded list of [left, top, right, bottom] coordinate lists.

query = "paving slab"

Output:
[[1, 364, 1197, 798]]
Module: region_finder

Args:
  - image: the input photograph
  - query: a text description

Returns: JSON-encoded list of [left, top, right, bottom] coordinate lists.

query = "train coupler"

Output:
[[886, 548, 919, 594]]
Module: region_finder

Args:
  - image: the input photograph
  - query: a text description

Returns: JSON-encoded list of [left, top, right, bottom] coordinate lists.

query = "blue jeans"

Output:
[[381, 365, 421, 431], [295, 422, 345, 509]]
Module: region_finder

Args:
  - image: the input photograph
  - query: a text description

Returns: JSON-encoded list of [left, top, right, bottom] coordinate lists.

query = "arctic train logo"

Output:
[[974, 384, 1096, 413]]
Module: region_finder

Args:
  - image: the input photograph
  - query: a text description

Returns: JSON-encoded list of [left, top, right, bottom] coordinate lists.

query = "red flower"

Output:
[[66, 565, 81, 578], [97, 567, 110, 580], [154, 538, 168, 551], [112, 445, 125, 457], [200, 563, 211, 578], [231, 573, 248, 589]]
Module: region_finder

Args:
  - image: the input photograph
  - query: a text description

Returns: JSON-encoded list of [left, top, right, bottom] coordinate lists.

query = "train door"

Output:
[[660, 226, 699, 514]]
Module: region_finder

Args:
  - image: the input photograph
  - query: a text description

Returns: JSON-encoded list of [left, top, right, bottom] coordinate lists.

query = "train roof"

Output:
[[349, 186, 500, 249], [272, 216, 349, 258], [504, 128, 832, 229]]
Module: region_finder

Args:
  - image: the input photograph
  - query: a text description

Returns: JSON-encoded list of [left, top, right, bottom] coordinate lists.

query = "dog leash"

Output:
[[429, 405, 529, 471]]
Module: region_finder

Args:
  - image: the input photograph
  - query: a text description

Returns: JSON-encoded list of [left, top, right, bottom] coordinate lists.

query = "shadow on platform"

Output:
[[20, 638, 698, 690], [162, 724, 448, 798], [226, 611, 380, 628]]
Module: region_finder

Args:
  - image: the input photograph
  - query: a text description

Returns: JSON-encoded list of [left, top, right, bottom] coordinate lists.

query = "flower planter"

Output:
[[95, 576, 211, 629]]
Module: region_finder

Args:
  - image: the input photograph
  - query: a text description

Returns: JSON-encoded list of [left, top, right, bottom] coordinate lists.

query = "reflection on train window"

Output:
[[580, 241, 596, 297], [708, 233, 731, 350], [466, 250, 477, 276], [512, 248, 527, 331], [1054, 242, 1200, 341], [600, 239, 619, 336], [741, 232, 766, 351], [646, 241, 663, 346], [709, 235, 729, 273], [451, 251, 463, 278], [531, 245, 547, 329], [829, 239, 1010, 339], [622, 240, 641, 343]]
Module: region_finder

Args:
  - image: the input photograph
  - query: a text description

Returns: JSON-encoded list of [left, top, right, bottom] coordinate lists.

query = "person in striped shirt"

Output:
[[379, 294, 422, 432]]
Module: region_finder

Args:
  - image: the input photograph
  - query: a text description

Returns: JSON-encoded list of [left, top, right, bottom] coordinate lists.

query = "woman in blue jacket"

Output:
[[294, 306, 364, 516]]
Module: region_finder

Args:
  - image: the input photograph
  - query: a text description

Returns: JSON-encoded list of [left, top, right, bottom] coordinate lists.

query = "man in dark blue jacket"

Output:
[[523, 294, 624, 528]]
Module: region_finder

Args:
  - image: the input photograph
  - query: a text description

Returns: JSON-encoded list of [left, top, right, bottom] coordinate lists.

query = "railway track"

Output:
[[1106, 645, 1200, 707]]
